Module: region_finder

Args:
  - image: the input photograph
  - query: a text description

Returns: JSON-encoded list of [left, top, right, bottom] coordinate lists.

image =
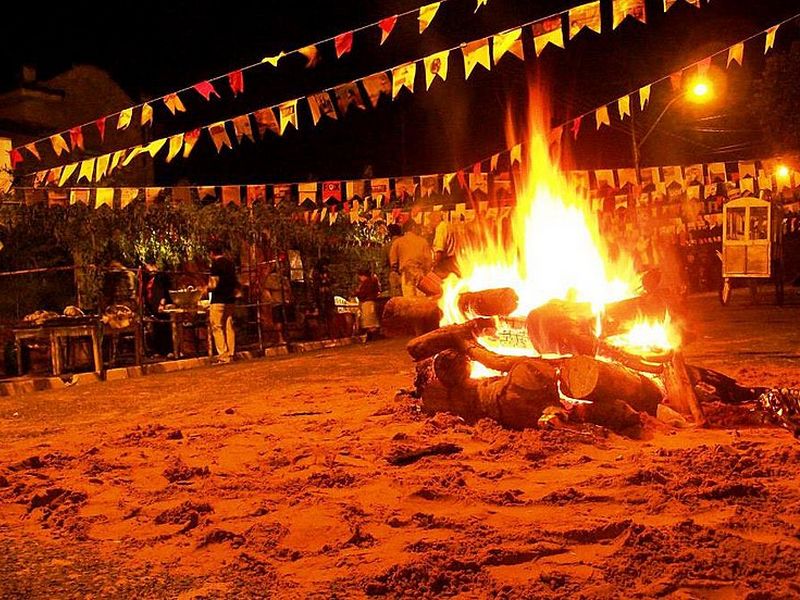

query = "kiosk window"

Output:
[[726, 208, 746, 240], [749, 206, 768, 240]]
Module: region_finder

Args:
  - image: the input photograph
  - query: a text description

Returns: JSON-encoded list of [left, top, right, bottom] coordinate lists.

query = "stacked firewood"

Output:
[[408, 287, 714, 435]]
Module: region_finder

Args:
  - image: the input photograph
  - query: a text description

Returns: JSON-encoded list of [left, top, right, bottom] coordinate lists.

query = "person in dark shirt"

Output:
[[143, 260, 171, 356], [208, 242, 239, 364], [354, 267, 381, 334]]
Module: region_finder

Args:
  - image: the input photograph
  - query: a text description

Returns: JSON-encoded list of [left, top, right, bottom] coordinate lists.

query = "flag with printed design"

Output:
[[612, 0, 645, 29], [362, 72, 392, 107], [492, 28, 523, 64], [117, 108, 132, 130], [95, 188, 114, 209], [379, 15, 397, 44], [423, 50, 449, 89], [532, 16, 564, 56], [46, 167, 62, 187], [334, 82, 365, 114], [166, 133, 184, 162], [392, 63, 417, 98], [163, 93, 186, 115], [141, 102, 153, 126], [183, 129, 202, 158], [232, 115, 254, 143], [209, 122, 233, 152], [662, 165, 684, 187], [462, 38, 491, 79], [253, 108, 280, 137], [420, 175, 439, 197], [308, 92, 338, 125], [569, 1, 601, 39], [322, 181, 342, 202], [77, 158, 94, 183], [33, 170, 46, 188], [370, 178, 390, 199], [395, 177, 417, 199], [194, 80, 219, 101], [418, 2, 440, 33], [335, 31, 353, 58], [95, 154, 110, 181], [278, 100, 299, 134], [595, 169, 615, 189]]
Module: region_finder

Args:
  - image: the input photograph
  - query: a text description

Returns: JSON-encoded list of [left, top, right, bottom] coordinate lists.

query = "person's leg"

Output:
[[401, 271, 417, 297], [209, 303, 228, 359], [223, 304, 236, 360]]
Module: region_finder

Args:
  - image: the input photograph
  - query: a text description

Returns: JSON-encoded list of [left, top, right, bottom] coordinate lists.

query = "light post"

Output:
[[632, 77, 713, 173]]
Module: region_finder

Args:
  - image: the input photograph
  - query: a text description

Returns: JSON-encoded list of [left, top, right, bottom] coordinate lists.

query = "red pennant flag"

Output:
[[335, 31, 353, 58], [183, 129, 201, 158], [473, 162, 481, 176], [193, 81, 219, 101], [570, 116, 583, 138], [96, 117, 107, 141], [228, 70, 244, 96], [456, 170, 467, 189], [379, 16, 397, 45], [9, 148, 23, 168], [69, 126, 84, 151]]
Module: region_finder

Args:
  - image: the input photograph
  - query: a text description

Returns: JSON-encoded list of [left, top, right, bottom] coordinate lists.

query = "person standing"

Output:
[[384, 224, 403, 297], [431, 212, 459, 278], [208, 242, 239, 364], [389, 219, 432, 297]]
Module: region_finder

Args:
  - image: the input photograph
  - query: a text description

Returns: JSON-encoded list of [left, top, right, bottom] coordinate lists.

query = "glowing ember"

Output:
[[604, 313, 681, 356], [470, 361, 503, 379]]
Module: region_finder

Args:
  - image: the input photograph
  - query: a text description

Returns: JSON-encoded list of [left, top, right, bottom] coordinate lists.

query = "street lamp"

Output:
[[632, 76, 714, 173]]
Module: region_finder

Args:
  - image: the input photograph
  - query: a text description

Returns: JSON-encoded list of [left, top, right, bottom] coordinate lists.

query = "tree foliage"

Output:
[[752, 42, 800, 154]]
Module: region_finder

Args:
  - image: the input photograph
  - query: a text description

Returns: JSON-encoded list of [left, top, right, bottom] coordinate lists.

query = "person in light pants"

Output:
[[207, 242, 239, 364]]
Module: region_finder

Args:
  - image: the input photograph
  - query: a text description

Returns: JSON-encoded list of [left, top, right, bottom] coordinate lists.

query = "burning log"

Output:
[[662, 351, 706, 426], [526, 300, 596, 355], [457, 287, 518, 317], [381, 296, 441, 337], [559, 355, 662, 415], [406, 318, 494, 361], [601, 294, 670, 338]]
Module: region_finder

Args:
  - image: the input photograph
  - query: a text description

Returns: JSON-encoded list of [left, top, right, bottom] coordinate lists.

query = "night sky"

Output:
[[4, 0, 800, 185]]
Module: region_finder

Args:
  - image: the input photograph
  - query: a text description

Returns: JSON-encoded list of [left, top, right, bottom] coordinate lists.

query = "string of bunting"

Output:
[[7, 0, 490, 167], [22, 0, 701, 186]]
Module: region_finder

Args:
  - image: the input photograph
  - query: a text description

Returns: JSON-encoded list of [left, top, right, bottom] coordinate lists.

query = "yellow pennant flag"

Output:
[[95, 188, 114, 209], [443, 173, 456, 194], [95, 154, 110, 181], [208, 122, 233, 152], [595, 106, 610, 129], [166, 133, 184, 163], [122, 146, 146, 167], [423, 50, 449, 90], [262, 51, 285, 67], [727, 42, 743, 67], [163, 93, 186, 115], [120, 188, 139, 208], [765, 25, 779, 54], [475, 0, 488, 12], [77, 158, 95, 183], [532, 16, 564, 56], [418, 2, 440, 34], [613, 0, 646, 29], [58, 163, 78, 187], [278, 100, 299, 134], [299, 45, 320, 68], [141, 102, 153, 126], [618, 95, 631, 119], [492, 28, 524, 64], [109, 150, 126, 174], [510, 144, 522, 166], [462, 38, 491, 79], [569, 1, 601, 39], [50, 134, 70, 156], [117, 108, 132, 130], [392, 63, 417, 98], [639, 84, 651, 110], [70, 190, 91, 206], [147, 138, 167, 157], [24, 142, 40, 160]]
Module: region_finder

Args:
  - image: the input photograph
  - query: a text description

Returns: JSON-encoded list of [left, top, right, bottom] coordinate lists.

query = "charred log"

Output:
[[433, 350, 471, 388], [686, 364, 767, 404], [406, 318, 494, 361], [662, 351, 706, 425], [458, 288, 519, 317], [474, 361, 560, 429], [570, 399, 644, 438], [559, 355, 662, 415], [382, 296, 441, 338], [525, 300, 596, 355]]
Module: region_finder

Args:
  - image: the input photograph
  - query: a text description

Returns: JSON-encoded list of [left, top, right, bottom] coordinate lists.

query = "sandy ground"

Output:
[[0, 294, 799, 599]]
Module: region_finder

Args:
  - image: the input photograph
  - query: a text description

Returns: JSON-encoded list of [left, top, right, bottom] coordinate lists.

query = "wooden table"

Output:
[[14, 321, 102, 376], [161, 307, 213, 358]]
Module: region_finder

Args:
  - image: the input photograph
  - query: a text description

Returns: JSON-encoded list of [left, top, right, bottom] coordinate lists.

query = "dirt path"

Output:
[[0, 296, 799, 599]]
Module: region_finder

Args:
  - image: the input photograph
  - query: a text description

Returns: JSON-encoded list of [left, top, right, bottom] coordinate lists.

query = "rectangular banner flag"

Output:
[[532, 16, 564, 56], [334, 82, 365, 114], [492, 28, 524, 64], [423, 50, 449, 90], [308, 92, 338, 125], [569, 1, 601, 39], [322, 181, 342, 202], [370, 178, 391, 200], [612, 0, 645, 29], [462, 38, 491, 79], [346, 180, 366, 199], [246, 185, 267, 206], [362, 72, 392, 107], [392, 63, 417, 98], [278, 100, 299, 134]]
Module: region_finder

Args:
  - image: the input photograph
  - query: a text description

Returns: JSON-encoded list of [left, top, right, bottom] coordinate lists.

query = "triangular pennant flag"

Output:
[[639, 84, 651, 110], [109, 150, 126, 174], [8, 148, 23, 168], [47, 167, 62, 187], [147, 138, 167, 157], [418, 2, 440, 34], [95, 154, 110, 181], [228, 70, 244, 95], [696, 56, 711, 76], [618, 95, 631, 120], [664, 0, 677, 10], [727, 43, 744, 67], [95, 188, 114, 209], [669, 71, 682, 90], [166, 133, 184, 162], [194, 80, 219, 101], [299, 45, 320, 68], [278, 100, 299, 134], [510, 144, 522, 166], [163, 93, 186, 115], [117, 108, 133, 130], [490, 153, 500, 172], [569, 1, 601, 39], [222, 186, 241, 207], [122, 146, 145, 166], [379, 15, 397, 45], [33, 170, 47, 188], [334, 83, 365, 114], [765, 25, 779, 54], [392, 63, 417, 98], [532, 16, 564, 56], [423, 50, 450, 90], [595, 105, 610, 129], [570, 116, 583, 138], [262, 51, 285, 67], [208, 122, 233, 152], [253, 108, 280, 137], [77, 158, 95, 183], [492, 28, 524, 64], [69, 126, 84, 151], [231, 115, 254, 143], [334, 31, 353, 58], [362, 72, 392, 107], [613, 0, 646, 29], [95, 117, 107, 142], [308, 92, 338, 125], [475, 0, 489, 11], [141, 102, 153, 127], [51, 134, 70, 156], [462, 38, 491, 79], [24, 142, 40, 160]]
